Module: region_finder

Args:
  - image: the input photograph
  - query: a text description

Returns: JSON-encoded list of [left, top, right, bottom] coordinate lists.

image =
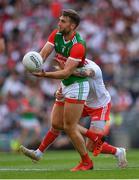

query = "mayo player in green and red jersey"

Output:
[[20, 9, 105, 171]]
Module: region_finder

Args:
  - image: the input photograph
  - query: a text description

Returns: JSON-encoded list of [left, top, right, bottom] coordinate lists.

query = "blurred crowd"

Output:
[[0, 0, 139, 151]]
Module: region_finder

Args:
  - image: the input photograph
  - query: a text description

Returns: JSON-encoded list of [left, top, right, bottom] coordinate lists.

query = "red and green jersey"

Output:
[[47, 29, 88, 86]]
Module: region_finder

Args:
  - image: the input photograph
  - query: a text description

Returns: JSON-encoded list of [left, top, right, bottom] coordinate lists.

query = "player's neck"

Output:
[[64, 31, 76, 41]]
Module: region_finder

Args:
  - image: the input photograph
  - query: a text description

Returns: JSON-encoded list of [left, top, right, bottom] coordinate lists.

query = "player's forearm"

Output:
[[43, 69, 71, 79], [39, 50, 49, 62], [73, 68, 94, 77], [39, 42, 53, 62]]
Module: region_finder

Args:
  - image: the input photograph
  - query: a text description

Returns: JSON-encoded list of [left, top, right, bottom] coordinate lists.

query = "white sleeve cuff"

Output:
[[69, 57, 82, 62], [47, 41, 54, 46]]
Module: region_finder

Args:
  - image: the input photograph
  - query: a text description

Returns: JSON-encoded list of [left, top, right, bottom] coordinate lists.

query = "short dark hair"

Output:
[[62, 9, 80, 27]]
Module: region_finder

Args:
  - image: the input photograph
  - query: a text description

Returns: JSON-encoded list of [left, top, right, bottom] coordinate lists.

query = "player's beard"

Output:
[[59, 28, 71, 36]]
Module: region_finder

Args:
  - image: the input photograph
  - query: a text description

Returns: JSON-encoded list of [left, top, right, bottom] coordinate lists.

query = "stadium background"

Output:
[[0, 0, 139, 152]]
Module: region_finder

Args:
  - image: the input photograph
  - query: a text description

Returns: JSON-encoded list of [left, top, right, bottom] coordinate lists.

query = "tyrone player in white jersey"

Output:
[[76, 59, 127, 167], [55, 58, 127, 167], [20, 59, 127, 169]]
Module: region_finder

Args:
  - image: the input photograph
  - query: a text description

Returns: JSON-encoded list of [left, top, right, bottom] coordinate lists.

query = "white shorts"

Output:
[[56, 81, 89, 104]]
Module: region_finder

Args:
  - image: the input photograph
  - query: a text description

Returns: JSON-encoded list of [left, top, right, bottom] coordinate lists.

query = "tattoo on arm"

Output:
[[73, 68, 94, 77]]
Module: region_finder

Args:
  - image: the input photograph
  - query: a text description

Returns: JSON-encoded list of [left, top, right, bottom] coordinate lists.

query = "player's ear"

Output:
[[71, 23, 76, 30]]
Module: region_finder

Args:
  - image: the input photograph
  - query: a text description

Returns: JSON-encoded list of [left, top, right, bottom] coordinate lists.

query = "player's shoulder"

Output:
[[72, 32, 86, 49], [74, 32, 86, 44], [85, 59, 102, 71], [70, 43, 86, 55], [85, 59, 96, 66], [75, 31, 83, 39]]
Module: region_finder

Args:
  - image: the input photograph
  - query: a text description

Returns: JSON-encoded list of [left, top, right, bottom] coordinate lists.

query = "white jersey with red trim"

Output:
[[84, 59, 111, 108]]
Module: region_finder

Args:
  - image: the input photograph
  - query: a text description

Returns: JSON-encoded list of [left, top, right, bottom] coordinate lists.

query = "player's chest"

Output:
[[54, 38, 73, 57]]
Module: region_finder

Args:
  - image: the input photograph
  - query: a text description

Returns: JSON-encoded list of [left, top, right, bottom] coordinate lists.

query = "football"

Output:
[[22, 51, 43, 72]]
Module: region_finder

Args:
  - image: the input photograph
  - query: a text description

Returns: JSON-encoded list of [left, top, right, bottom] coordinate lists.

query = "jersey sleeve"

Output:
[[47, 29, 58, 46], [69, 43, 86, 62]]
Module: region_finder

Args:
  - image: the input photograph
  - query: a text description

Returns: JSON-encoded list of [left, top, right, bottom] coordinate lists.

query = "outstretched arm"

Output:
[[39, 29, 57, 61], [32, 58, 79, 79], [32, 42, 86, 79]]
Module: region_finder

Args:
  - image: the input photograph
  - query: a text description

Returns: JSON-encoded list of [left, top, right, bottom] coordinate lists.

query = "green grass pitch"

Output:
[[0, 149, 139, 179]]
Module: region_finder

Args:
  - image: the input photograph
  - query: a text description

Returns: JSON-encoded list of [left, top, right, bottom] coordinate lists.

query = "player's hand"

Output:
[[32, 69, 46, 77], [84, 69, 94, 77], [54, 88, 64, 100]]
